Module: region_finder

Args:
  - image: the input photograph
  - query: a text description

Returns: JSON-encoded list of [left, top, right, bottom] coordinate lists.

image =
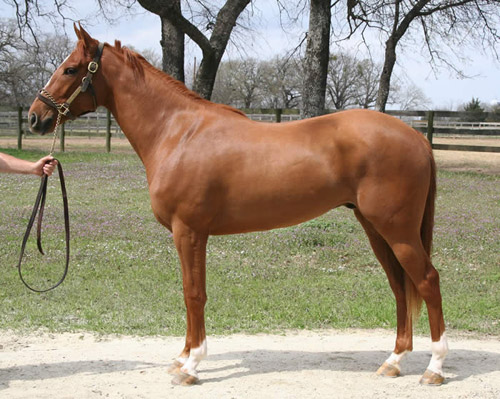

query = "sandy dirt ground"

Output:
[[1, 329, 499, 399]]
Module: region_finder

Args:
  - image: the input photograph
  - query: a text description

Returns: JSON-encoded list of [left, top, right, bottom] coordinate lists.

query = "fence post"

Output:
[[426, 110, 434, 144], [17, 106, 23, 150], [60, 122, 65, 152], [106, 109, 112, 153], [275, 108, 282, 123]]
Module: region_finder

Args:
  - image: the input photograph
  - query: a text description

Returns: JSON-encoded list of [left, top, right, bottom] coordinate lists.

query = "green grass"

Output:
[[0, 149, 499, 337]]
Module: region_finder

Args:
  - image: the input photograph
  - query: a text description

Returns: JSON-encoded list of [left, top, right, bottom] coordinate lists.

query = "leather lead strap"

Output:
[[18, 160, 70, 293]]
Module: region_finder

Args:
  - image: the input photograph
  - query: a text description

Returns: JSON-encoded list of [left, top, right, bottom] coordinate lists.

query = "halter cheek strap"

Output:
[[37, 41, 105, 120]]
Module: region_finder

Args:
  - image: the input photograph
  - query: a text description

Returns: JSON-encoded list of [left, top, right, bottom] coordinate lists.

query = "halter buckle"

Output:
[[88, 61, 99, 73], [59, 103, 71, 116]]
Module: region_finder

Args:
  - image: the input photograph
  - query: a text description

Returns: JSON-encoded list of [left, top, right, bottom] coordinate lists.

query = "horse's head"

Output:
[[29, 24, 105, 134]]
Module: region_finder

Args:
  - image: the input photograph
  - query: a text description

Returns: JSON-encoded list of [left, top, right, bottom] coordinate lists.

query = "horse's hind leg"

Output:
[[386, 234, 447, 385], [354, 210, 414, 377], [371, 218, 447, 385], [169, 219, 208, 385]]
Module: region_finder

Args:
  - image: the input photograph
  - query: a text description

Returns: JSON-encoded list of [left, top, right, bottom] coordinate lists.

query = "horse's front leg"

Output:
[[167, 310, 192, 375], [169, 219, 208, 386]]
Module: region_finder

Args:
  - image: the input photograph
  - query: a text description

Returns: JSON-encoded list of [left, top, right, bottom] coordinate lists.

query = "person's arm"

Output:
[[0, 153, 58, 176]]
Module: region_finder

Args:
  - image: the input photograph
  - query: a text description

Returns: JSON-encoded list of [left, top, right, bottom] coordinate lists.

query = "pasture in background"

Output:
[[0, 150, 498, 337]]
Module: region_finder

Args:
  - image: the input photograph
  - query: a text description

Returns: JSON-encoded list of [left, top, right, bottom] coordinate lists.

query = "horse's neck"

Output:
[[103, 61, 197, 164]]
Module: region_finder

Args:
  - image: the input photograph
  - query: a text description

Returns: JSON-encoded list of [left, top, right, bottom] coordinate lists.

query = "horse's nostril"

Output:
[[29, 112, 38, 127]]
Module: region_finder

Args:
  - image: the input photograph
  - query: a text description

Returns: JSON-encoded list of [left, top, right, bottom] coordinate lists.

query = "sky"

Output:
[[2, 0, 499, 110]]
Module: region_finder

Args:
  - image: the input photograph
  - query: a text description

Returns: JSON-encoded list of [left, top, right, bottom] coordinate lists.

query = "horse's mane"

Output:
[[110, 40, 247, 118]]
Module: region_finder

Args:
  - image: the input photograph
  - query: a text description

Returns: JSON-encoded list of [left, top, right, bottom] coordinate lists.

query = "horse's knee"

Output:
[[184, 292, 207, 308]]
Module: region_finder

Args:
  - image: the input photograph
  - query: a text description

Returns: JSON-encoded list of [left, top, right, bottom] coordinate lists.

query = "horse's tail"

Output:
[[421, 140, 436, 257], [405, 139, 436, 325]]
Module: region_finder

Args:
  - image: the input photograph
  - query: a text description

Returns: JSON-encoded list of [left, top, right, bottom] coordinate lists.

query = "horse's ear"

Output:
[[74, 22, 97, 54], [74, 22, 82, 40]]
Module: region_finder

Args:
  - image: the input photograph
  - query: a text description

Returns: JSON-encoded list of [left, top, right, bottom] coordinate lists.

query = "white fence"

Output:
[[1, 107, 499, 152]]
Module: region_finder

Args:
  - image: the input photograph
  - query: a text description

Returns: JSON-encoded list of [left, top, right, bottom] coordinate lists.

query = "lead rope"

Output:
[[18, 106, 70, 293]]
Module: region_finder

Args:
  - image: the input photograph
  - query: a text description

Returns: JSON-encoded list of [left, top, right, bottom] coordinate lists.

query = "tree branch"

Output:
[[417, 0, 475, 17], [137, 0, 213, 56]]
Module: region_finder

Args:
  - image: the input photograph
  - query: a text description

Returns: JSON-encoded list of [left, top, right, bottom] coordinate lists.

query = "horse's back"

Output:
[[265, 109, 432, 185]]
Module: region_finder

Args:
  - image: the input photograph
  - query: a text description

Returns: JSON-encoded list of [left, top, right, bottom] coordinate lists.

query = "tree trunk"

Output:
[[137, 0, 184, 81], [160, 3, 184, 82], [193, 52, 218, 99], [372, 0, 429, 112], [192, 0, 251, 99], [136, 0, 250, 99], [375, 39, 397, 112], [301, 0, 331, 119]]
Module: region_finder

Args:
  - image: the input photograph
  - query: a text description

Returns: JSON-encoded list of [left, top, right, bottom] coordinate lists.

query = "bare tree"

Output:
[[0, 18, 19, 55], [112, 0, 185, 81], [4, 1, 250, 99], [137, 0, 251, 99], [4, 0, 99, 45], [353, 58, 380, 109], [301, 0, 332, 118], [390, 79, 430, 110], [0, 19, 74, 106], [346, 0, 500, 112], [326, 52, 428, 110], [326, 53, 359, 109], [213, 56, 303, 109], [260, 56, 302, 109], [0, 19, 25, 105], [160, 0, 185, 82], [212, 58, 263, 108], [211, 52, 427, 111]]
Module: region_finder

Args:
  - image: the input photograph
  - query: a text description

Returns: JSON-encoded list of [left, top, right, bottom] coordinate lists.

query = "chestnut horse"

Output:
[[29, 26, 448, 386]]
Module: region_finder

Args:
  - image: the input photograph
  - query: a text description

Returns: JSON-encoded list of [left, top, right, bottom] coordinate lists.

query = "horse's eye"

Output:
[[64, 67, 78, 75]]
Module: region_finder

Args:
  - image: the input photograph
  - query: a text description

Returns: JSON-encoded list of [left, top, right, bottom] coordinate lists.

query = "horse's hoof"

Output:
[[376, 362, 400, 378], [419, 369, 444, 386], [171, 371, 199, 386], [168, 360, 183, 375]]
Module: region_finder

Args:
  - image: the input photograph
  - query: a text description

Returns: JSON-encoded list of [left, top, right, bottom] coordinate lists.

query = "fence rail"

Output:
[[1, 107, 499, 153]]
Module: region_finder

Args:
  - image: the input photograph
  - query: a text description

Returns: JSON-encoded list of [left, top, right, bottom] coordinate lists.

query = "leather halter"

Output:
[[37, 41, 104, 120]]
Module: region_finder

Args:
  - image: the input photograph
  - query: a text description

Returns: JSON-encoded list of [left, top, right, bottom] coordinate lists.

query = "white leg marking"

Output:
[[176, 356, 188, 365], [385, 350, 408, 371], [428, 333, 449, 376], [180, 339, 207, 378]]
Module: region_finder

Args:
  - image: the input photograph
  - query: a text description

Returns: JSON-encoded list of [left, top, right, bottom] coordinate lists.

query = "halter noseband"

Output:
[[37, 41, 105, 120]]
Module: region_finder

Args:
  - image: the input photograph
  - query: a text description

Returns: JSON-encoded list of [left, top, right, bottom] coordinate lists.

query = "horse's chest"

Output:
[[147, 167, 212, 231]]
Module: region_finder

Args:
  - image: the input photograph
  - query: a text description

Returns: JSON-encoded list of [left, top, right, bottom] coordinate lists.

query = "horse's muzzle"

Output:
[[28, 110, 54, 135]]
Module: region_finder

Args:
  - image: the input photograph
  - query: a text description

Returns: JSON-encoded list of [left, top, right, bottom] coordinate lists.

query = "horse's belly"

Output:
[[208, 181, 351, 235]]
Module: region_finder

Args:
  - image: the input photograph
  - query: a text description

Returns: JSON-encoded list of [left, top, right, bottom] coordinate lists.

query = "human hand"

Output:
[[33, 156, 58, 176]]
